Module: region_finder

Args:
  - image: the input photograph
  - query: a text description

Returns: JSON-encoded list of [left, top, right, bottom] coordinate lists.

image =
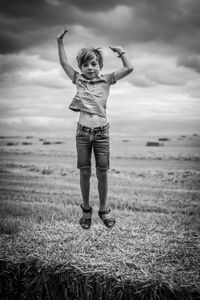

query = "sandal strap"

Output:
[[80, 205, 92, 213], [98, 209, 116, 228], [98, 208, 111, 217], [104, 218, 115, 224], [80, 217, 91, 229]]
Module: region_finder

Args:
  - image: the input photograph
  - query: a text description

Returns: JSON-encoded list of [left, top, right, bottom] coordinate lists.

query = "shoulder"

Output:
[[102, 73, 116, 85], [72, 71, 84, 84]]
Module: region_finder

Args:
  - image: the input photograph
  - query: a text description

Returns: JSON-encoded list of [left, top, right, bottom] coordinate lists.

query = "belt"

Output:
[[78, 123, 109, 133]]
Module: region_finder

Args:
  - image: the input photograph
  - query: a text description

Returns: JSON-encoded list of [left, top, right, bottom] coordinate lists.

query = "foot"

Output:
[[79, 205, 92, 229], [98, 208, 116, 228]]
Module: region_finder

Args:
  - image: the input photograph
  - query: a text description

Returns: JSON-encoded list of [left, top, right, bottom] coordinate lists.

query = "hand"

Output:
[[57, 26, 68, 41], [109, 46, 124, 55]]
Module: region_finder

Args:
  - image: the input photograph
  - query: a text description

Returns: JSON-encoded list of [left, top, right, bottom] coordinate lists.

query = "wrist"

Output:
[[57, 38, 63, 43], [118, 51, 126, 58]]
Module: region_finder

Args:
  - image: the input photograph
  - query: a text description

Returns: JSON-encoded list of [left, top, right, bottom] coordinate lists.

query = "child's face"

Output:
[[81, 58, 101, 79]]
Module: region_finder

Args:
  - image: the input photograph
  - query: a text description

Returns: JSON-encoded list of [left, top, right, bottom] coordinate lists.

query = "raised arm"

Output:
[[109, 46, 133, 81], [57, 26, 76, 80]]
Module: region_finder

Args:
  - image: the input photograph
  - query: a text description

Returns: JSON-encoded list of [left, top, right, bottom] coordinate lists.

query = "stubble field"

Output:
[[0, 133, 200, 299]]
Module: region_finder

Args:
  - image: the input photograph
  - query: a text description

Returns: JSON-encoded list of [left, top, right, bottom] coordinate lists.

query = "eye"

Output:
[[92, 62, 97, 66]]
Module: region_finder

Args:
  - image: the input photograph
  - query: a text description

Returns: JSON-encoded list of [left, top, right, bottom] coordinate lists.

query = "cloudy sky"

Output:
[[0, 0, 200, 137]]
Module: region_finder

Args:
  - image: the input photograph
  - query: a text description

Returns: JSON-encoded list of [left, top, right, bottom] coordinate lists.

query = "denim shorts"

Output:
[[76, 123, 110, 170]]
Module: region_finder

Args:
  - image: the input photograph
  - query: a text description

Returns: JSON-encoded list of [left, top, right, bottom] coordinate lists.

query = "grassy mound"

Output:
[[0, 147, 200, 299], [1, 261, 199, 300], [1, 221, 200, 299]]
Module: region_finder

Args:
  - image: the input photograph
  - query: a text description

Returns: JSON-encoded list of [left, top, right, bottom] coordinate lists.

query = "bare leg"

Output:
[[96, 168, 108, 211], [96, 168, 115, 228], [80, 167, 91, 210]]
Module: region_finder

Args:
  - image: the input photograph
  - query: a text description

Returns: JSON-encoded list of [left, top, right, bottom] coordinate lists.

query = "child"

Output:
[[57, 26, 133, 229]]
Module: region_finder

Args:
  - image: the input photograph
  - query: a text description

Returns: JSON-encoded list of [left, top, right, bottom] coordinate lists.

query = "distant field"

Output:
[[0, 134, 200, 299]]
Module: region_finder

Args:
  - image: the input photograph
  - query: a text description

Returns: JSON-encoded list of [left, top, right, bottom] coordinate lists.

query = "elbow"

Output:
[[126, 67, 133, 74], [129, 67, 134, 73]]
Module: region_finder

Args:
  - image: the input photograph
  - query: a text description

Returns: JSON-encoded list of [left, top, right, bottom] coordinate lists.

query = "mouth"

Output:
[[86, 73, 95, 78]]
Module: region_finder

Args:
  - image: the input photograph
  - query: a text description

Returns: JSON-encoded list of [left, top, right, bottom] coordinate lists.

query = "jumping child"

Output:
[[57, 26, 133, 229]]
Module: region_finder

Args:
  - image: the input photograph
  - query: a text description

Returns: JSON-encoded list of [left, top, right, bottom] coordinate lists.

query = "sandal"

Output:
[[98, 208, 116, 228], [79, 205, 92, 229]]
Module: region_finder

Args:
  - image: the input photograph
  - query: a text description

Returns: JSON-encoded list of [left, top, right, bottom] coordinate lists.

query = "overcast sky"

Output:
[[0, 0, 200, 137]]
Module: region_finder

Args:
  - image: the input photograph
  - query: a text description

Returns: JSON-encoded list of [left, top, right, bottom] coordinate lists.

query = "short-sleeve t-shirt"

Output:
[[68, 72, 116, 117]]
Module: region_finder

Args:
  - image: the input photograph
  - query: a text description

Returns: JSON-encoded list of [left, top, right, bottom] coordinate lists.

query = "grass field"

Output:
[[0, 134, 200, 299]]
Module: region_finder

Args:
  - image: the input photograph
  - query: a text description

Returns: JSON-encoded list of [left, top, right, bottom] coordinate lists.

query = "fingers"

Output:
[[109, 46, 124, 55], [109, 46, 116, 52], [63, 25, 68, 33], [61, 26, 68, 36], [109, 46, 120, 51], [57, 26, 68, 40]]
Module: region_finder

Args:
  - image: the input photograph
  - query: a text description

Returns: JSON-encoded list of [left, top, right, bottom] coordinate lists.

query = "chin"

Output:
[[87, 74, 96, 79]]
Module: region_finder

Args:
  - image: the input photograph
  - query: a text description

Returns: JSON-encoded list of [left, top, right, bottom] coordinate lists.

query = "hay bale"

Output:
[[41, 169, 53, 175], [7, 142, 18, 146], [42, 141, 64, 145], [1, 136, 20, 139], [146, 142, 163, 147], [54, 141, 64, 144], [0, 260, 199, 300], [122, 139, 130, 143], [158, 138, 170, 141], [43, 141, 51, 145]]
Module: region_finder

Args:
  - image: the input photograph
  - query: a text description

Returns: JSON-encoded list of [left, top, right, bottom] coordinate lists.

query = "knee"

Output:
[[80, 168, 91, 180], [96, 168, 107, 182]]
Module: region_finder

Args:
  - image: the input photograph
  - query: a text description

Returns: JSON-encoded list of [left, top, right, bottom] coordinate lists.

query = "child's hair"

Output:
[[76, 47, 103, 69]]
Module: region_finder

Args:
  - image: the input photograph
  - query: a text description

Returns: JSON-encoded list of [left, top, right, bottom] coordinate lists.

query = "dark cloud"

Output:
[[0, 34, 21, 54], [0, 0, 47, 18], [0, 0, 199, 56], [0, 54, 29, 74], [67, 0, 132, 11], [0, 1, 75, 53], [89, 0, 200, 52], [177, 55, 200, 73]]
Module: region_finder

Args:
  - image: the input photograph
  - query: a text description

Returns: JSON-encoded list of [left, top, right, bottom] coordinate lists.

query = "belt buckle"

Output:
[[82, 126, 88, 133]]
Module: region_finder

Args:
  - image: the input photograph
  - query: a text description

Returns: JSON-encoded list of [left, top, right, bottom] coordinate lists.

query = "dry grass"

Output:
[[0, 148, 200, 299], [1, 221, 200, 299]]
